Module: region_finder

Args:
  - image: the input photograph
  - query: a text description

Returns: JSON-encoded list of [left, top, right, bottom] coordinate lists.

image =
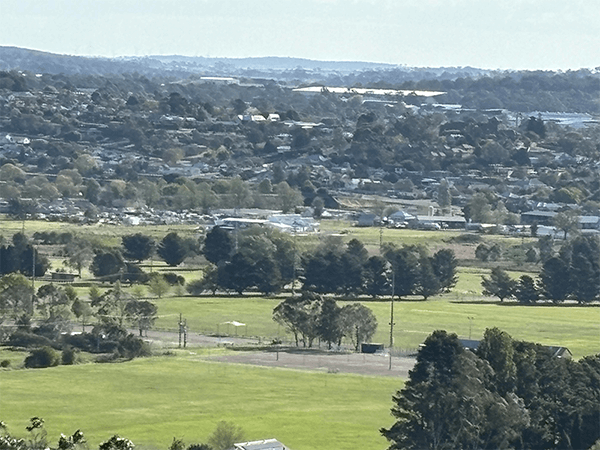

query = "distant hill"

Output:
[[0, 46, 492, 81]]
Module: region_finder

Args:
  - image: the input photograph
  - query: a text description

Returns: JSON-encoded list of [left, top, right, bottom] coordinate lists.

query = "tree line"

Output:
[[189, 226, 458, 298], [481, 235, 600, 304]]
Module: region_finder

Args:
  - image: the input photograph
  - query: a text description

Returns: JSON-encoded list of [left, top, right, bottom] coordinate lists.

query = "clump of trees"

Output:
[[1, 277, 155, 364], [0, 233, 49, 277], [381, 328, 600, 450], [273, 292, 377, 349]]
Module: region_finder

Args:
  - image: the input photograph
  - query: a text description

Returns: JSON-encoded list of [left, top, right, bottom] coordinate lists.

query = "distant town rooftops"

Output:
[[292, 86, 445, 97]]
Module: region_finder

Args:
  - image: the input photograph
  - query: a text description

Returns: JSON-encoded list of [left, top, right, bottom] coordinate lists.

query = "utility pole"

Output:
[[389, 267, 395, 371], [31, 245, 36, 303], [183, 318, 187, 348], [178, 313, 183, 348], [468, 316, 474, 340], [291, 229, 297, 295]]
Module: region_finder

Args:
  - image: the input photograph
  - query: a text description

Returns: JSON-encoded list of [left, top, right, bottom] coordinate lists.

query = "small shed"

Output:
[[51, 272, 77, 282], [361, 343, 384, 354]]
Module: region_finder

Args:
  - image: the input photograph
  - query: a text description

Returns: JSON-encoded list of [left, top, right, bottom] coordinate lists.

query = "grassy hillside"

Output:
[[0, 353, 401, 450]]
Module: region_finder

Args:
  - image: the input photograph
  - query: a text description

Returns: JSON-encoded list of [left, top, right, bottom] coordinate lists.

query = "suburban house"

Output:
[[233, 439, 289, 450], [460, 339, 572, 360]]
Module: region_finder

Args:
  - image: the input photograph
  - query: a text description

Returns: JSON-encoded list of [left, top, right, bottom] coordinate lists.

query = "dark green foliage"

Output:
[[414, 256, 440, 300], [382, 330, 527, 449], [157, 232, 190, 267], [117, 334, 151, 359], [568, 235, 600, 303], [477, 328, 516, 395], [0, 234, 50, 277], [481, 267, 516, 301], [340, 239, 369, 295], [24, 346, 60, 368], [364, 255, 390, 298], [303, 251, 344, 294], [202, 226, 232, 265], [383, 329, 600, 450], [61, 346, 78, 365], [121, 263, 149, 284], [540, 235, 600, 303], [121, 233, 155, 262], [384, 245, 421, 298], [317, 298, 341, 349], [162, 273, 185, 286], [514, 275, 540, 304], [7, 330, 54, 349], [32, 231, 73, 245], [430, 248, 458, 292], [90, 249, 126, 280]]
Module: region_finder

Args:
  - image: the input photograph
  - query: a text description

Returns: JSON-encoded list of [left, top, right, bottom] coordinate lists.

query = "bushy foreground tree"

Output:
[[382, 329, 600, 450]]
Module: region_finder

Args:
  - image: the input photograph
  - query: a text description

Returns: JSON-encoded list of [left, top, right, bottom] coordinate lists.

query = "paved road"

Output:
[[135, 328, 416, 378]]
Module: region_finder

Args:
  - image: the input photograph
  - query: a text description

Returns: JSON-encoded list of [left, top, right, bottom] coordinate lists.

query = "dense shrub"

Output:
[[61, 346, 79, 365], [117, 334, 151, 359], [0, 359, 10, 367], [163, 272, 186, 286], [24, 346, 60, 368], [8, 331, 55, 349]]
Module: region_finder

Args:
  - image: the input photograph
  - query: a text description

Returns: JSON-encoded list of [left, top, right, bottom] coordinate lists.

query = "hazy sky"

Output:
[[2, 0, 599, 70]]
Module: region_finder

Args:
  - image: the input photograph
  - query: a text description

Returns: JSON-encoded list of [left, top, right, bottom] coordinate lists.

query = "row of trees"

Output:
[[190, 227, 458, 298], [272, 292, 378, 349], [482, 235, 600, 303], [382, 328, 600, 450]]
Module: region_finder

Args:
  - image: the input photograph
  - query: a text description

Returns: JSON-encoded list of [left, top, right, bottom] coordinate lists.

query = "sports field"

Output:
[[0, 351, 402, 450], [152, 295, 600, 359]]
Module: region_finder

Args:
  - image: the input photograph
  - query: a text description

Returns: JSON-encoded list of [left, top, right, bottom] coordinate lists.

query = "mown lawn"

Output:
[[154, 295, 600, 359], [0, 354, 402, 450]]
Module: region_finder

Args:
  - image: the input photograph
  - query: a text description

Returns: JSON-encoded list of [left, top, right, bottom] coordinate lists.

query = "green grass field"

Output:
[[0, 353, 402, 450], [153, 295, 600, 359], [2, 219, 599, 450]]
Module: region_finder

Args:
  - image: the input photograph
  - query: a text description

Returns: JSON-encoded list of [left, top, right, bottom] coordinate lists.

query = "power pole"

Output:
[[389, 267, 395, 371], [31, 245, 36, 303], [178, 313, 183, 348]]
